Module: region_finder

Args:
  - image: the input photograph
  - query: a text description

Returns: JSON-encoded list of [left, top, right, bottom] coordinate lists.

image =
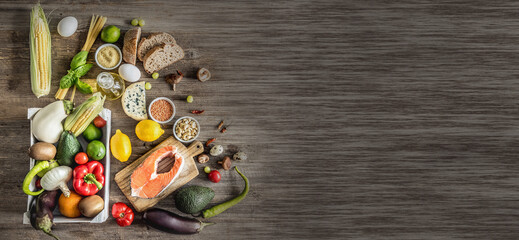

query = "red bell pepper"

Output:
[[73, 160, 105, 196], [112, 202, 134, 227]]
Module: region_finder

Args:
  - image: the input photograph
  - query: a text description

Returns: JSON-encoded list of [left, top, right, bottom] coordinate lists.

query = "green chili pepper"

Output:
[[76, 79, 93, 94], [73, 63, 93, 78], [202, 167, 249, 218], [23, 161, 51, 196], [70, 51, 88, 70]]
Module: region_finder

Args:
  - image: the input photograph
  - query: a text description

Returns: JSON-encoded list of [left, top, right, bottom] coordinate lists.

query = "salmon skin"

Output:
[[131, 145, 184, 198]]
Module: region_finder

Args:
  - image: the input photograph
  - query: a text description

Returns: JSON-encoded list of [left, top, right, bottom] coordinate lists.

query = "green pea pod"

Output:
[[202, 167, 249, 218], [76, 79, 93, 94], [73, 63, 93, 78], [70, 51, 88, 70], [23, 161, 51, 196], [59, 71, 77, 89]]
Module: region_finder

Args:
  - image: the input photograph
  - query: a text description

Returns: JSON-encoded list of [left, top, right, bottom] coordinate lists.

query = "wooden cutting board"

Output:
[[114, 137, 204, 212]]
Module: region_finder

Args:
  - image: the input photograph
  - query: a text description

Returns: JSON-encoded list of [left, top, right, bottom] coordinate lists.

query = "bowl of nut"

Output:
[[173, 116, 200, 143]]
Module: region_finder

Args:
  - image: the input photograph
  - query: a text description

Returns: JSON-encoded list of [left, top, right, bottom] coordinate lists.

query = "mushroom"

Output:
[[210, 145, 224, 156], [197, 68, 211, 82], [165, 70, 184, 91], [218, 156, 232, 170], [197, 154, 210, 164], [233, 151, 247, 161], [41, 166, 73, 197]]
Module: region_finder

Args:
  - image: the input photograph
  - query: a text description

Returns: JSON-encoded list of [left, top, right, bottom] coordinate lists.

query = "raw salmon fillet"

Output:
[[131, 145, 184, 198]]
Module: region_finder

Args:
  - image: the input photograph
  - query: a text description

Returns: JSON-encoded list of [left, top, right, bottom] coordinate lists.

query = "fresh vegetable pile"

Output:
[[24, 3, 251, 238], [24, 96, 108, 238]]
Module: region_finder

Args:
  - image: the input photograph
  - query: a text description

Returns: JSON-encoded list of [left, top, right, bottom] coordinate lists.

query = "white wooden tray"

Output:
[[23, 107, 111, 224]]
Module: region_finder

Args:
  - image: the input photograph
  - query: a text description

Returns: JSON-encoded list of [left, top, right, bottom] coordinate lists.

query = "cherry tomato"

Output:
[[35, 178, 42, 189], [208, 170, 221, 183], [93, 116, 107, 128], [75, 152, 89, 165]]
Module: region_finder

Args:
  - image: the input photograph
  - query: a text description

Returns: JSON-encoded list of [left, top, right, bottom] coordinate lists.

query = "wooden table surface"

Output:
[[2, 0, 519, 239]]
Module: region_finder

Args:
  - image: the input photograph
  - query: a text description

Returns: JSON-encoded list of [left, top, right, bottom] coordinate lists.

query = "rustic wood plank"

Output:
[[4, 0, 519, 239]]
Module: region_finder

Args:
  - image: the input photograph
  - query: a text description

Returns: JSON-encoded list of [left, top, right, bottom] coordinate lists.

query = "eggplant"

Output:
[[143, 208, 214, 234], [30, 190, 59, 239]]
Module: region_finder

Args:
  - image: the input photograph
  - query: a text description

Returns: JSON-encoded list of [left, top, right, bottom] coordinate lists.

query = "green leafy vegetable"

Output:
[[59, 72, 76, 89], [73, 63, 93, 78], [70, 51, 88, 70], [76, 80, 93, 94]]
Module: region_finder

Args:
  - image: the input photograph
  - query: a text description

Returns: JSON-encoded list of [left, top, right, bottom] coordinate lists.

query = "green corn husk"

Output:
[[30, 3, 51, 98], [64, 92, 106, 136]]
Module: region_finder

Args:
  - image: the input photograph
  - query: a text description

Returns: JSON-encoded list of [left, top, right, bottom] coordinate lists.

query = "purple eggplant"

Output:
[[143, 208, 214, 234], [30, 190, 59, 239]]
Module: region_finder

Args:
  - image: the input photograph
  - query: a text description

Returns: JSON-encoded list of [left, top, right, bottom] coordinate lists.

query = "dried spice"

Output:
[[190, 110, 205, 115], [217, 121, 224, 130], [205, 138, 216, 147]]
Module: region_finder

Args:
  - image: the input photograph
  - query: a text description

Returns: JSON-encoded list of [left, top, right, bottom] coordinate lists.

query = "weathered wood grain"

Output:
[[3, 0, 519, 239]]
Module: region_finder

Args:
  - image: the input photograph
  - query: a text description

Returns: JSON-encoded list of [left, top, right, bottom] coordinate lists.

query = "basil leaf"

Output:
[[70, 51, 88, 70], [73, 63, 93, 78], [59, 72, 77, 89], [76, 79, 93, 94]]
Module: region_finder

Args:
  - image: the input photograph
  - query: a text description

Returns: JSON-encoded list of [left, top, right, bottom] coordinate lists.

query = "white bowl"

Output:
[[173, 116, 200, 144], [148, 97, 176, 124], [95, 43, 122, 70]]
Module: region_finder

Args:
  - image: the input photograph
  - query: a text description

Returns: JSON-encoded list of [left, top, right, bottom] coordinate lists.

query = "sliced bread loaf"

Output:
[[137, 32, 176, 61], [122, 27, 141, 65], [142, 43, 184, 74]]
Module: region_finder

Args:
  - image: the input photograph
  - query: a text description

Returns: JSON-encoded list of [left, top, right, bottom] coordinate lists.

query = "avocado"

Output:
[[55, 131, 81, 166], [175, 185, 215, 214]]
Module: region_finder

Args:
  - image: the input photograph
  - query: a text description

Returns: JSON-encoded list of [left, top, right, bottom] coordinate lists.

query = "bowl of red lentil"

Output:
[[148, 97, 176, 124]]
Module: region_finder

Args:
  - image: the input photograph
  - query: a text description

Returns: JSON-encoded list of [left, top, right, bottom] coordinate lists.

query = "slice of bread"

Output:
[[122, 27, 141, 65], [121, 81, 147, 121], [142, 43, 184, 74], [137, 32, 176, 62]]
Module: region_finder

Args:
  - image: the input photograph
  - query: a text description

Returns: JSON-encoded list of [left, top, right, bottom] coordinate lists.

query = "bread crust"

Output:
[[122, 27, 141, 65], [137, 32, 176, 61], [143, 43, 184, 74]]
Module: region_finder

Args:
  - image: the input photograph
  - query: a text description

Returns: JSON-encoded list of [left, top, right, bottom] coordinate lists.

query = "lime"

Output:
[[83, 123, 102, 142], [87, 140, 106, 160], [101, 25, 121, 43]]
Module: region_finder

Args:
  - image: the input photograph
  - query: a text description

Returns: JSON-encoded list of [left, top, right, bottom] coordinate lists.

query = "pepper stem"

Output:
[[84, 173, 103, 190]]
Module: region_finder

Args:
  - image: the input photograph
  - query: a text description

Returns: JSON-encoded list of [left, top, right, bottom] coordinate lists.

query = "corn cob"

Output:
[[30, 3, 51, 98], [64, 92, 106, 136]]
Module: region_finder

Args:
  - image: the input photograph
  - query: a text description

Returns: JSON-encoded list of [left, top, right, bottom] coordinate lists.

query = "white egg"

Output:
[[57, 16, 78, 37], [118, 64, 141, 82]]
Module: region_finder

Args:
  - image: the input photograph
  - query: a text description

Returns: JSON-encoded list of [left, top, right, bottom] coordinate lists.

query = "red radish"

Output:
[[208, 170, 221, 183]]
